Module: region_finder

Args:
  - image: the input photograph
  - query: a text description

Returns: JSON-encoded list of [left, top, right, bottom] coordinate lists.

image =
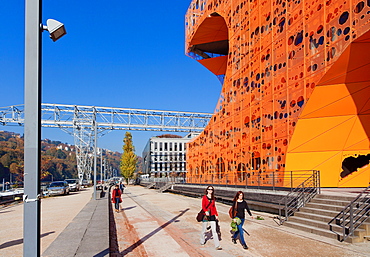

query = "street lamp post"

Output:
[[24, 1, 66, 256], [93, 119, 97, 200], [23, 2, 42, 255]]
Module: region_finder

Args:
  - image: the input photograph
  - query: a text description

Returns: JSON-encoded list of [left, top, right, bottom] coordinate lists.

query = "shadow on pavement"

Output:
[[121, 208, 190, 255], [0, 231, 55, 250], [122, 206, 136, 211], [93, 247, 110, 257]]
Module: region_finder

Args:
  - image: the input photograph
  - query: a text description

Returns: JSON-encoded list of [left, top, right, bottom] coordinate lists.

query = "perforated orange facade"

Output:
[[185, 0, 370, 187]]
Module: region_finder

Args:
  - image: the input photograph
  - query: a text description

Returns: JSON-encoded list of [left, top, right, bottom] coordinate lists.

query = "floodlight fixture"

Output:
[[42, 19, 67, 42]]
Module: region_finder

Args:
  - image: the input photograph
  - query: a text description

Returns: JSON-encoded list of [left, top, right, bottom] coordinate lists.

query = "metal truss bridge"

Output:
[[0, 103, 212, 181]]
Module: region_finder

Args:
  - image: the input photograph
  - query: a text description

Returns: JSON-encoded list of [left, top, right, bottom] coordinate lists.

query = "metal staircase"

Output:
[[281, 188, 370, 243], [158, 183, 174, 193], [328, 186, 370, 242], [278, 170, 320, 225], [146, 182, 156, 189]]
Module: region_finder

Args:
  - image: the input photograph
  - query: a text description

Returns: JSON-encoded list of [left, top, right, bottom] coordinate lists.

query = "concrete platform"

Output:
[[42, 191, 109, 257], [112, 186, 370, 257], [36, 185, 370, 257], [0, 187, 93, 257]]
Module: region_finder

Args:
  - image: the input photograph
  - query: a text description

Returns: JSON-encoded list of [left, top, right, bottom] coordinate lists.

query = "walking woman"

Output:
[[200, 186, 222, 250], [230, 191, 253, 249], [111, 184, 122, 213]]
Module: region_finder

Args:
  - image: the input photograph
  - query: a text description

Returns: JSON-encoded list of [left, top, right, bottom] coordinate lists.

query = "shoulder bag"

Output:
[[196, 198, 213, 222], [229, 202, 237, 219]]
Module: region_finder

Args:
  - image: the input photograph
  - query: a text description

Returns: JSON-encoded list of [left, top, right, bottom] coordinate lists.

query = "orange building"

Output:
[[185, 0, 370, 187]]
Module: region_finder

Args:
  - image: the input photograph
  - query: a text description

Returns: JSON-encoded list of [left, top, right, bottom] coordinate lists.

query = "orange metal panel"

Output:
[[198, 55, 228, 75], [343, 116, 370, 150], [300, 84, 358, 119], [288, 116, 357, 153], [185, 0, 370, 187]]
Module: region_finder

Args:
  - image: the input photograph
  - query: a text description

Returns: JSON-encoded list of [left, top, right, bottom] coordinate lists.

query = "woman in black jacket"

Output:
[[230, 191, 253, 249]]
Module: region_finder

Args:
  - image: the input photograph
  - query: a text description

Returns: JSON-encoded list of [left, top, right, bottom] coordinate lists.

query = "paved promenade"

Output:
[[0, 187, 93, 256], [1, 185, 369, 256], [114, 186, 370, 257]]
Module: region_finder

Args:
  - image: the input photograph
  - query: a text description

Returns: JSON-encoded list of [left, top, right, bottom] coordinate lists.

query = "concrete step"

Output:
[[301, 206, 339, 217], [289, 215, 368, 236], [315, 194, 355, 202], [310, 198, 351, 207], [288, 216, 331, 231], [294, 211, 334, 223], [305, 202, 347, 212], [283, 220, 367, 243], [283, 191, 370, 243], [283, 220, 338, 239]]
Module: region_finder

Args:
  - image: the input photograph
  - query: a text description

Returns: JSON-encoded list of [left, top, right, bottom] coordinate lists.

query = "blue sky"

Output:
[[0, 0, 220, 155]]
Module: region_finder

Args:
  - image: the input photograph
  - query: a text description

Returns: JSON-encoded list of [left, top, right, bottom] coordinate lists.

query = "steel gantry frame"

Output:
[[0, 103, 212, 183]]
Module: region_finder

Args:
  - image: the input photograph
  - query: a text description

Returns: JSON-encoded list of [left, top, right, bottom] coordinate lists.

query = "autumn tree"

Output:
[[41, 156, 53, 179], [0, 153, 12, 168], [120, 132, 137, 184], [9, 162, 23, 183]]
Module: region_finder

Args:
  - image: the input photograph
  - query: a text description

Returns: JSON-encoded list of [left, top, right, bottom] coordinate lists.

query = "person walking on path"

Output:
[[111, 184, 122, 213], [119, 181, 125, 193], [200, 186, 222, 250], [229, 191, 253, 249]]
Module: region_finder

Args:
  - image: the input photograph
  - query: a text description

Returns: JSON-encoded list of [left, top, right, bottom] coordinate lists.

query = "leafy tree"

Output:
[[41, 156, 53, 179], [0, 153, 12, 167], [55, 149, 67, 159], [9, 162, 23, 182], [0, 131, 121, 183], [120, 132, 137, 184], [45, 148, 57, 157]]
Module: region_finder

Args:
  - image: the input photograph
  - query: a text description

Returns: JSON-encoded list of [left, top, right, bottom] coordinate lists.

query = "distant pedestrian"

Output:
[[119, 181, 125, 193], [229, 191, 253, 249], [200, 186, 222, 250], [111, 185, 122, 213]]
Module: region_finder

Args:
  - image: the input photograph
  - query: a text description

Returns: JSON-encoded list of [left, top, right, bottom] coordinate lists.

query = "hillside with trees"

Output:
[[0, 131, 122, 184]]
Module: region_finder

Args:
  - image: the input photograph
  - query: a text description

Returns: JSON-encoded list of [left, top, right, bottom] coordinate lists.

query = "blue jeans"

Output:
[[232, 218, 245, 245], [115, 198, 120, 210]]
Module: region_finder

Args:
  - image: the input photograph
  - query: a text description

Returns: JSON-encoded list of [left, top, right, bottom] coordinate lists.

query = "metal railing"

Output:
[[328, 186, 370, 242], [140, 177, 186, 184], [188, 169, 320, 192], [278, 170, 320, 225]]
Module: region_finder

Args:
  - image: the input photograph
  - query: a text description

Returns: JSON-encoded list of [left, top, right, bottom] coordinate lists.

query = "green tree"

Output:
[[120, 132, 137, 184], [55, 149, 67, 159]]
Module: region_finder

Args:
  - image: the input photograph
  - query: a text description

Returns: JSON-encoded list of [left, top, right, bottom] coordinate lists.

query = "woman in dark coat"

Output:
[[230, 191, 253, 249], [111, 184, 122, 212]]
